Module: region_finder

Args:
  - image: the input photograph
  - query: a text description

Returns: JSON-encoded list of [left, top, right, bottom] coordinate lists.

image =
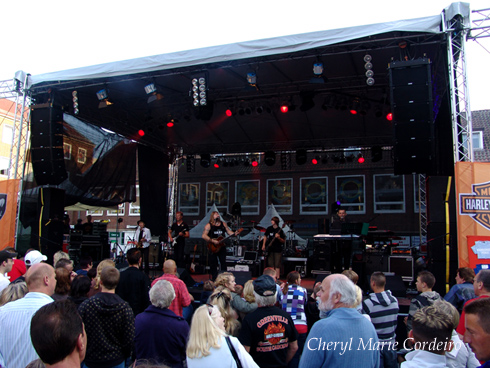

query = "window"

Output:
[[63, 143, 72, 160], [373, 174, 405, 213], [462, 131, 483, 150], [107, 203, 125, 216], [2, 125, 13, 144], [86, 210, 103, 216], [77, 147, 87, 164], [335, 175, 365, 214], [129, 185, 140, 216]]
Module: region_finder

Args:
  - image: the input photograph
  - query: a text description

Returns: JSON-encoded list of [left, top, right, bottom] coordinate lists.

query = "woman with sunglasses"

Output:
[[186, 304, 259, 368]]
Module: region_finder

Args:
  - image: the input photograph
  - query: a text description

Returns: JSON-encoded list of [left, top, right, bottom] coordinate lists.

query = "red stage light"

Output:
[[167, 121, 174, 127], [350, 109, 358, 115], [386, 112, 393, 121], [251, 160, 258, 167], [138, 129, 145, 137], [358, 157, 365, 163], [312, 158, 318, 165], [225, 109, 233, 117], [280, 105, 288, 113], [214, 163, 220, 168]]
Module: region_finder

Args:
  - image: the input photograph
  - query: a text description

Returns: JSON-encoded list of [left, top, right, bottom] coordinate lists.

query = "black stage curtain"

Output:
[[137, 145, 169, 239]]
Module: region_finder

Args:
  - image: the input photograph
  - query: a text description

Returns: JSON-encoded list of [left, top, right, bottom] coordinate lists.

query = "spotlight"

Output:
[[332, 154, 340, 163], [145, 83, 164, 104], [371, 146, 383, 162], [296, 149, 307, 165], [256, 106, 264, 114], [214, 159, 221, 169], [72, 91, 79, 115], [366, 77, 375, 86], [264, 151, 276, 166], [346, 153, 355, 163], [225, 109, 233, 117], [251, 158, 259, 167], [364, 54, 372, 63], [138, 129, 145, 137], [247, 72, 257, 85], [313, 63, 323, 75], [321, 155, 329, 164], [144, 83, 156, 94], [96, 88, 113, 108], [386, 112, 393, 121], [167, 119, 175, 127], [223, 159, 229, 167], [350, 98, 360, 115], [364, 54, 374, 86], [312, 155, 320, 165], [186, 155, 195, 173], [280, 153, 291, 170], [191, 77, 206, 106], [357, 153, 365, 163], [243, 158, 250, 167], [245, 107, 252, 115], [280, 104, 289, 113], [238, 108, 245, 116], [339, 154, 346, 164], [200, 153, 211, 168]]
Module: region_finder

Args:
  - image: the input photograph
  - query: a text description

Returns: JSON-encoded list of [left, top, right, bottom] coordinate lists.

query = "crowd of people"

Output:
[[1, 244, 490, 368]]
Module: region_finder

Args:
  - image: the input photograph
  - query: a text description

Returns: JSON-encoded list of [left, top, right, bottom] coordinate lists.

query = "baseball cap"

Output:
[[0, 250, 16, 264], [253, 275, 277, 297], [25, 250, 48, 266]]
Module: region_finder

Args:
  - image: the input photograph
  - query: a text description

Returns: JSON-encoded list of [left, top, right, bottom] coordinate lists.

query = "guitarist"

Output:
[[134, 220, 151, 274], [168, 211, 189, 268], [261, 216, 286, 280], [202, 211, 237, 280]]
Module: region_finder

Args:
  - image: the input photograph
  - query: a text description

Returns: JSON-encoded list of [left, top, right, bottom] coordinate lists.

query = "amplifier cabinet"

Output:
[[388, 256, 414, 282]]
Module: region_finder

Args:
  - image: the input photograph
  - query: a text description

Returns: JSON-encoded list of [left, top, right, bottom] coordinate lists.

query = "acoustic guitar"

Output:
[[207, 228, 243, 254]]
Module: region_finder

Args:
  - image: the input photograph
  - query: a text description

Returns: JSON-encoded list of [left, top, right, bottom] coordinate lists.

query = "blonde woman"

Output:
[[215, 272, 257, 316], [0, 282, 28, 306], [88, 259, 115, 297], [209, 286, 241, 337], [187, 304, 259, 368]]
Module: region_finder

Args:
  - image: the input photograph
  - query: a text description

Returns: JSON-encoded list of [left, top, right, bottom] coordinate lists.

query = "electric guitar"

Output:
[[262, 228, 282, 257], [207, 228, 243, 254], [190, 244, 198, 273], [170, 227, 189, 247]]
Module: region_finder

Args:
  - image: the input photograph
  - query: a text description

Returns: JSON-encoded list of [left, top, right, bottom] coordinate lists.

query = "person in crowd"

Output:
[[76, 256, 93, 276], [200, 280, 215, 305], [168, 211, 190, 268], [25, 250, 48, 267], [262, 217, 286, 280], [79, 267, 134, 368], [63, 214, 71, 234], [74, 218, 84, 231], [134, 280, 189, 367], [151, 259, 193, 317], [30, 300, 87, 368], [134, 219, 151, 274], [239, 275, 298, 368], [406, 270, 442, 332], [55, 258, 77, 281], [401, 305, 453, 368], [362, 271, 400, 368], [4, 247, 26, 282], [234, 284, 244, 297], [444, 267, 476, 314], [87, 259, 116, 297], [305, 282, 321, 331], [68, 275, 91, 308], [202, 211, 238, 280], [115, 248, 150, 316], [0, 281, 28, 306], [209, 286, 241, 336], [456, 268, 490, 336], [281, 271, 308, 368], [0, 250, 15, 292], [51, 267, 71, 301], [263, 267, 283, 304], [83, 215, 94, 235], [433, 300, 479, 368], [342, 269, 359, 284], [463, 297, 490, 367], [331, 208, 352, 271], [187, 304, 259, 368], [299, 274, 379, 368], [243, 280, 255, 303], [53, 251, 70, 268], [0, 263, 57, 368], [215, 272, 257, 316]]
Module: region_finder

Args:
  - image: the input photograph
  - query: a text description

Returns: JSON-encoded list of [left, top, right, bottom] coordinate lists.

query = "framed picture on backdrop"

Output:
[[179, 183, 200, 215], [236, 180, 260, 215], [206, 182, 229, 214], [374, 174, 405, 213], [335, 175, 365, 214], [267, 178, 292, 214], [300, 177, 328, 214]]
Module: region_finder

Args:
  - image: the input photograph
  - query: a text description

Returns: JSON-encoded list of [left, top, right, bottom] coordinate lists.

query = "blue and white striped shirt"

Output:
[[0, 292, 53, 368]]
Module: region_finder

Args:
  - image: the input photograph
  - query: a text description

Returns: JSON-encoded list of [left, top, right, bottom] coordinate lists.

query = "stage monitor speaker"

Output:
[[389, 59, 434, 175], [231, 270, 253, 286], [388, 256, 414, 282], [31, 106, 67, 185], [177, 267, 196, 288], [37, 187, 65, 264]]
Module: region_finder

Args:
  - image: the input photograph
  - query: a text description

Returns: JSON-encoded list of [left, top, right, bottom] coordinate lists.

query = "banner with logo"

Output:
[[455, 162, 490, 268], [0, 179, 20, 250]]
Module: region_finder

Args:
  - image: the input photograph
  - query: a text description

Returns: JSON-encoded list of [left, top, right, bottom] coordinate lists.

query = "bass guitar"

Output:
[[262, 228, 282, 258], [207, 228, 243, 254]]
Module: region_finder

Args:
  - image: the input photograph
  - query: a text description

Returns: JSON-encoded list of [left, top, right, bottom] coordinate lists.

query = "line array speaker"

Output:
[[30, 105, 67, 185]]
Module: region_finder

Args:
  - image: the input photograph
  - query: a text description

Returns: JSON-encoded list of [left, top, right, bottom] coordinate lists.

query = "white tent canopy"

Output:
[[188, 203, 219, 238]]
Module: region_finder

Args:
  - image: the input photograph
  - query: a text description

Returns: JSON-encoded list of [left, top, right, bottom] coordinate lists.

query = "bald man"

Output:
[[0, 263, 57, 368], [151, 260, 193, 317]]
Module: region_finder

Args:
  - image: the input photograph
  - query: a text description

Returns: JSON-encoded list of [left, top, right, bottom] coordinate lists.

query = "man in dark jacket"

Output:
[[79, 267, 135, 368], [115, 248, 150, 316], [134, 280, 189, 367]]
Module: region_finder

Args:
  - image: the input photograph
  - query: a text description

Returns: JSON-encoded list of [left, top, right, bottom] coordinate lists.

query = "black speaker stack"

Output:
[[389, 58, 435, 175], [30, 105, 67, 186]]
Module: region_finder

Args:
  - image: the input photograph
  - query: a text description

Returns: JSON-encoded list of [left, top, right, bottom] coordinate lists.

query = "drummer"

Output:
[[262, 216, 286, 280]]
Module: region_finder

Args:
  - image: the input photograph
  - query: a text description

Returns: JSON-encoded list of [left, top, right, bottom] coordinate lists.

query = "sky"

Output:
[[2, 0, 489, 110]]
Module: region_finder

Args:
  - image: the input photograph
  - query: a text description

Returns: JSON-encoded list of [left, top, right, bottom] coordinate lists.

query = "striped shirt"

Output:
[[362, 290, 399, 342], [0, 292, 54, 368]]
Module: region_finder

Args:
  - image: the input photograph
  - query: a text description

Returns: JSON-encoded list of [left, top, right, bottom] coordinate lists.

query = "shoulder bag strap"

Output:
[[225, 336, 243, 368]]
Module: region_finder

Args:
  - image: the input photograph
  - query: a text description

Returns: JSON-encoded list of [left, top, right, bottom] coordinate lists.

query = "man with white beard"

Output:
[[299, 274, 380, 368]]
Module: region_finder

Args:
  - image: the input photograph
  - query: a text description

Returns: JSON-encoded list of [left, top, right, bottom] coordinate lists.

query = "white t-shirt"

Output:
[[0, 273, 10, 293]]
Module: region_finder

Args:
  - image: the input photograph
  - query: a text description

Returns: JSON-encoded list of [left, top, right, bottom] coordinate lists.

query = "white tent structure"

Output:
[[188, 203, 219, 238]]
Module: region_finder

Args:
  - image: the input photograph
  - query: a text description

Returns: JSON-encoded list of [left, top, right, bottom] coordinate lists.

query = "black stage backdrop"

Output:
[[137, 145, 169, 239]]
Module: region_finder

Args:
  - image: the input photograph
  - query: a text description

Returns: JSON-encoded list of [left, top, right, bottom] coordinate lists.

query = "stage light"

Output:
[[371, 146, 383, 162], [364, 54, 374, 86], [138, 129, 145, 137], [339, 154, 346, 164], [346, 153, 355, 163], [386, 112, 393, 121], [264, 151, 276, 166], [72, 91, 79, 115], [366, 77, 375, 86], [312, 156, 320, 165], [321, 155, 329, 164], [357, 153, 365, 163], [243, 158, 250, 167], [225, 109, 233, 117], [280, 104, 289, 113], [365, 70, 374, 78], [350, 98, 360, 115], [223, 159, 229, 167], [364, 54, 372, 63], [359, 100, 370, 116], [313, 63, 323, 75], [214, 159, 221, 169], [96, 88, 113, 108], [144, 83, 156, 94], [247, 72, 257, 85], [191, 77, 207, 106], [296, 149, 307, 165], [310, 62, 327, 83], [200, 153, 211, 168], [256, 106, 264, 114], [251, 158, 258, 167], [238, 108, 245, 116], [245, 107, 252, 115], [186, 155, 195, 173], [167, 120, 174, 127], [280, 153, 291, 170]]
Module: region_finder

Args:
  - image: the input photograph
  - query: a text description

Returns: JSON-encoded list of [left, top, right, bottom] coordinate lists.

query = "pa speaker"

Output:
[[37, 187, 65, 264], [177, 267, 196, 288], [31, 106, 67, 185]]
